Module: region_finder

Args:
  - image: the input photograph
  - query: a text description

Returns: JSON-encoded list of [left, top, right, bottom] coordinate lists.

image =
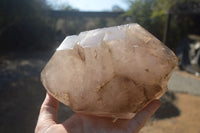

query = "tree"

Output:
[[112, 5, 124, 12], [0, 0, 55, 52], [124, 0, 164, 39], [124, 0, 200, 49]]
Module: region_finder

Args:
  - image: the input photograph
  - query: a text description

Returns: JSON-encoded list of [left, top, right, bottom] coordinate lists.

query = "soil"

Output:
[[141, 93, 200, 133]]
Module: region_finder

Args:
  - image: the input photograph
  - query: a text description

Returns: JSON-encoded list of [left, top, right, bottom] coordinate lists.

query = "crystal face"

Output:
[[41, 23, 178, 119]]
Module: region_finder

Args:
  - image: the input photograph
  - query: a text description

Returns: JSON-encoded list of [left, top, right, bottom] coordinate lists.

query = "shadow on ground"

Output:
[[152, 91, 181, 120], [0, 52, 74, 133]]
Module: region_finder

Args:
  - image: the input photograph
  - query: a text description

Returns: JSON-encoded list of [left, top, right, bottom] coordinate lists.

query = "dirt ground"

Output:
[[141, 93, 200, 133]]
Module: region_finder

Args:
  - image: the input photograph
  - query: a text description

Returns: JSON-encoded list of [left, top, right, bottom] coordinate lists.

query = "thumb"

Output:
[[35, 93, 59, 132], [126, 100, 161, 133]]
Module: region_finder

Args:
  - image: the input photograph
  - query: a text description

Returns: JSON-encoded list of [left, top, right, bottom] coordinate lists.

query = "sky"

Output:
[[45, 0, 129, 11]]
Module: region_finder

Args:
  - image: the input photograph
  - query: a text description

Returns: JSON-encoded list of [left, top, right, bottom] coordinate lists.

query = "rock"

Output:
[[41, 23, 178, 119]]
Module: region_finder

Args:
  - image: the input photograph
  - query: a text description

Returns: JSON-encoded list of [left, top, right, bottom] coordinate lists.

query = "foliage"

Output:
[[0, 0, 47, 34], [124, 0, 165, 40], [124, 0, 200, 49], [112, 5, 124, 12], [1, 0, 200, 52], [0, 0, 55, 52], [153, 0, 200, 18]]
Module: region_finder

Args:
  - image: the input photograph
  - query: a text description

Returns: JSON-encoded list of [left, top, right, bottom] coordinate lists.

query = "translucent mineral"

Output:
[[41, 23, 178, 119]]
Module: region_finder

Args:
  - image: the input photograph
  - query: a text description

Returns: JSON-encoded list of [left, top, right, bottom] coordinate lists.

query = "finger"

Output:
[[126, 100, 161, 133], [35, 93, 59, 132], [62, 114, 83, 133]]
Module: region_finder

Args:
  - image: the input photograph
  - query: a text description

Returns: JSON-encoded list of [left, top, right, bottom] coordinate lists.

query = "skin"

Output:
[[35, 93, 161, 133]]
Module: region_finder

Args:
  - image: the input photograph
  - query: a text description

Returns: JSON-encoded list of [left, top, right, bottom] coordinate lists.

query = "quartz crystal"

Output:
[[41, 23, 178, 119]]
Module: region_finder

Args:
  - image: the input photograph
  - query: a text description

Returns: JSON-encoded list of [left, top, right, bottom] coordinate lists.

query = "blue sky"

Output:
[[45, 0, 129, 11]]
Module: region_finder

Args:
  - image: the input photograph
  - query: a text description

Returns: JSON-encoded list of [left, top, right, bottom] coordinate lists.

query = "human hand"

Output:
[[35, 93, 161, 133]]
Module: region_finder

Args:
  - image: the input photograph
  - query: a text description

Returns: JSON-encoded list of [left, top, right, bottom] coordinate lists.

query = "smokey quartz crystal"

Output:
[[41, 23, 178, 119]]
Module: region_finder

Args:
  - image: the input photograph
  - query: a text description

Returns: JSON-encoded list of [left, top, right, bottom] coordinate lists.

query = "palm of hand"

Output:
[[35, 94, 161, 133]]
